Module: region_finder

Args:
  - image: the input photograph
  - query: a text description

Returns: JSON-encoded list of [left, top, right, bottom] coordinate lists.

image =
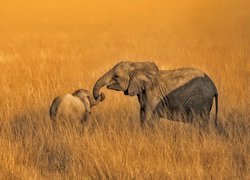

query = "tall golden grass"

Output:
[[0, 0, 249, 179]]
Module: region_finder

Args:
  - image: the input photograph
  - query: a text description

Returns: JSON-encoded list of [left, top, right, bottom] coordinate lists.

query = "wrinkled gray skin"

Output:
[[50, 89, 105, 128], [93, 61, 218, 127]]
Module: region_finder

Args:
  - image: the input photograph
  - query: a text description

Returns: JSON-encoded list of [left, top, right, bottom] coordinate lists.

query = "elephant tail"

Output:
[[214, 93, 218, 127], [214, 93, 228, 136]]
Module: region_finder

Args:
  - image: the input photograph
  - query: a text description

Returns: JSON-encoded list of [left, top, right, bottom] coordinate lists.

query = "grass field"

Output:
[[0, 0, 249, 179]]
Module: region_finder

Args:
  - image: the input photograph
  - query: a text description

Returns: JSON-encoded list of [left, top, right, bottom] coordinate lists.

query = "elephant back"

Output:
[[160, 68, 205, 94], [57, 94, 87, 120]]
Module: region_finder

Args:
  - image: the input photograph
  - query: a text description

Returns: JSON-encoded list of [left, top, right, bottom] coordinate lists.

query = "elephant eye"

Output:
[[114, 75, 119, 79]]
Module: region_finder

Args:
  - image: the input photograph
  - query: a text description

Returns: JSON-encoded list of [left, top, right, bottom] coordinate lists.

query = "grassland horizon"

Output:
[[0, 0, 249, 179]]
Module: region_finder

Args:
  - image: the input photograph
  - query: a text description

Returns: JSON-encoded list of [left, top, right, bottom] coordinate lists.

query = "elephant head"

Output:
[[93, 61, 159, 99], [72, 89, 105, 112]]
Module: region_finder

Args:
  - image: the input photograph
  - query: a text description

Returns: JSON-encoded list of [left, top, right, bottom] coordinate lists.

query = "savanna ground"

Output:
[[0, 0, 249, 179]]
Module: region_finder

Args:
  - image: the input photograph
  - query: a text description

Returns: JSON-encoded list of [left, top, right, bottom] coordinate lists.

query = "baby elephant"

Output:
[[49, 89, 104, 129]]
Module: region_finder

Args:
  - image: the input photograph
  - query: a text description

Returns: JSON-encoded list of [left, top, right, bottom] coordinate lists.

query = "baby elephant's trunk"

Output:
[[90, 92, 105, 107]]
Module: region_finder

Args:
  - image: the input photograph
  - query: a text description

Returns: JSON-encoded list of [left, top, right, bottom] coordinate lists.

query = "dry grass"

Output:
[[0, 0, 249, 179]]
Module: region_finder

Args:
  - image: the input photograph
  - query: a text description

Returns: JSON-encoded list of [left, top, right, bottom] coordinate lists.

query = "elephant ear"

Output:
[[127, 62, 159, 96], [73, 89, 92, 113]]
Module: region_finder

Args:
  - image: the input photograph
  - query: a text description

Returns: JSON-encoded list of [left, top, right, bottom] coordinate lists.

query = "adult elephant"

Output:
[[93, 61, 218, 126]]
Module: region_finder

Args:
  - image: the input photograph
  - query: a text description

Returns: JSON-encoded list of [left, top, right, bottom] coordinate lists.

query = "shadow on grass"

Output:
[[4, 108, 73, 175]]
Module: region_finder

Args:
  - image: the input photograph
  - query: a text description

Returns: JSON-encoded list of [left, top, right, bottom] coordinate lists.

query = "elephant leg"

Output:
[[204, 97, 213, 122], [140, 106, 160, 129], [187, 109, 194, 123], [201, 111, 210, 122], [140, 107, 146, 127], [196, 97, 213, 126], [79, 112, 91, 133], [81, 112, 90, 123], [51, 120, 57, 131]]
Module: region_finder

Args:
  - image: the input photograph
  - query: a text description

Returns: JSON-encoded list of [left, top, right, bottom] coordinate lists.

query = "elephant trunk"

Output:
[[90, 92, 105, 107], [93, 69, 113, 99], [88, 95, 97, 107]]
